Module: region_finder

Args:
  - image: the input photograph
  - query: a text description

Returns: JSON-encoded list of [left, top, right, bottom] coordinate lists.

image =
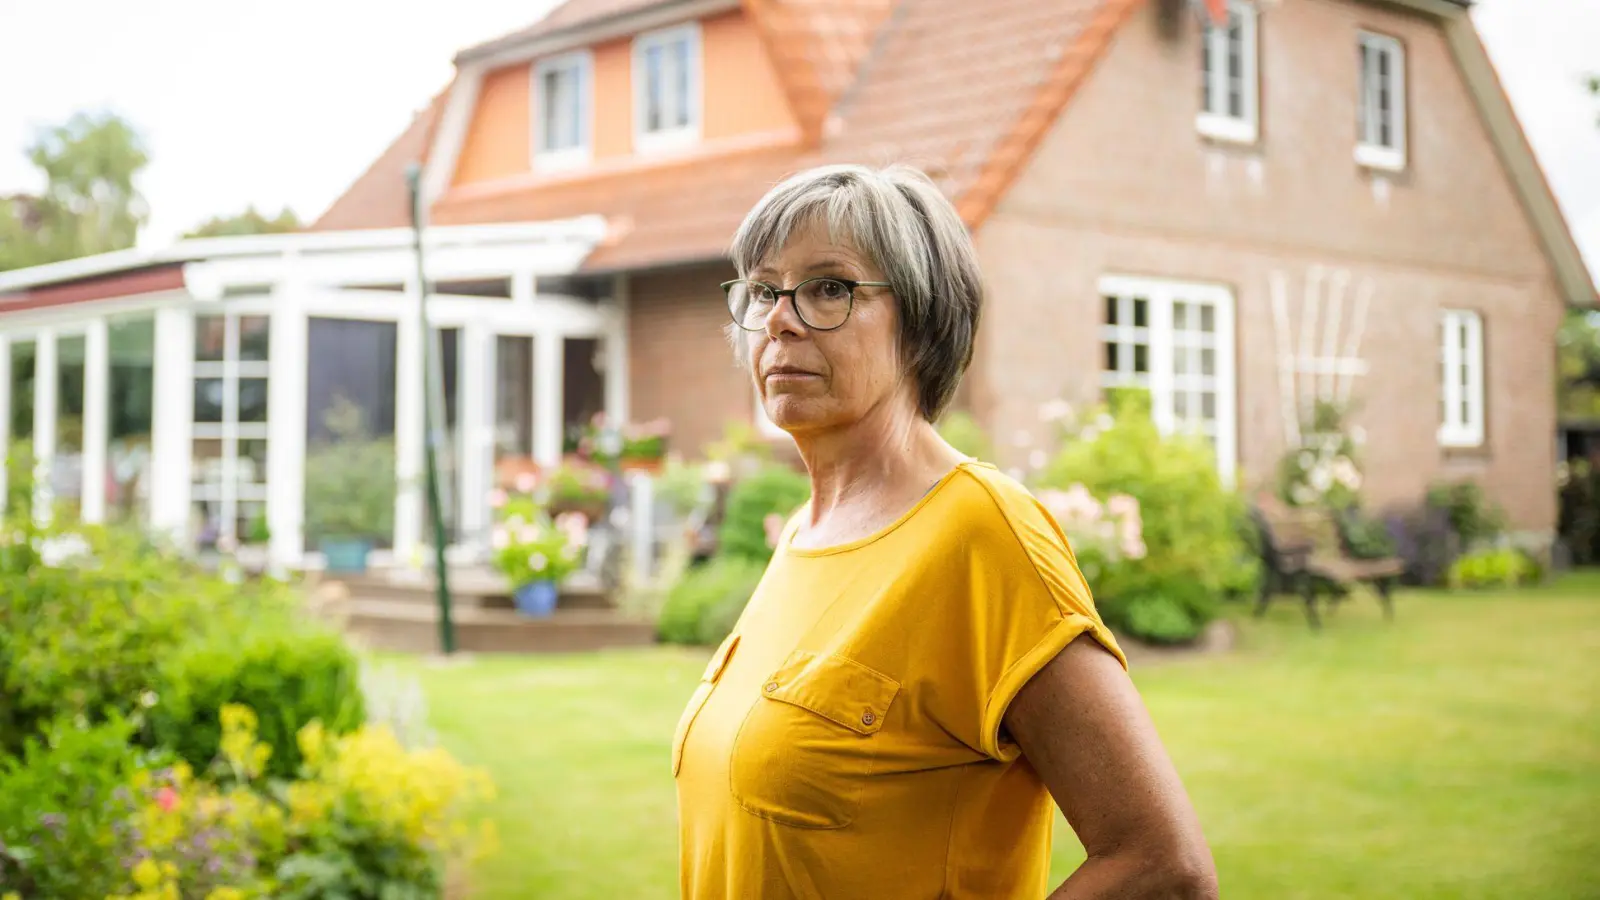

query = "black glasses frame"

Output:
[[721, 277, 893, 332]]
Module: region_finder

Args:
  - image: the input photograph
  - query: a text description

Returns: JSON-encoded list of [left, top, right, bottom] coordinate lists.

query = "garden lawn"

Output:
[[396, 572, 1600, 900]]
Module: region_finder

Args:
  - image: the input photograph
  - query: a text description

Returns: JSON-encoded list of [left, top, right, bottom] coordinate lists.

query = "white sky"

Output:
[[1, 0, 1596, 274]]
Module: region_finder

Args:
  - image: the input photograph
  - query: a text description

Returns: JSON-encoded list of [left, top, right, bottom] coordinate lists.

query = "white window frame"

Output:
[[632, 23, 702, 154], [191, 310, 272, 547], [1197, 1, 1259, 145], [1097, 275, 1238, 484], [1438, 309, 1484, 448], [532, 50, 594, 171], [1356, 31, 1407, 171]]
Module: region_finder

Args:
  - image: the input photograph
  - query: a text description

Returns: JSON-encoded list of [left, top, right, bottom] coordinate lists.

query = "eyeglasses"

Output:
[[722, 277, 892, 332]]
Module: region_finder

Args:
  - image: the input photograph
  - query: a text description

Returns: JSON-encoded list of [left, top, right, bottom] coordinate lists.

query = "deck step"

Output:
[[336, 598, 657, 655], [325, 570, 612, 611]]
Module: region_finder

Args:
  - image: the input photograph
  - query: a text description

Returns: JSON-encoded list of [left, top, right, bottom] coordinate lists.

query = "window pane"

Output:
[[192, 439, 225, 485], [1104, 295, 1118, 326], [1175, 392, 1189, 418], [8, 339, 36, 443], [1202, 32, 1214, 113], [195, 315, 227, 361], [496, 336, 535, 459], [1174, 303, 1189, 331], [238, 378, 269, 423], [1202, 348, 1216, 376], [238, 439, 268, 486], [673, 39, 691, 127], [1200, 305, 1215, 333], [239, 316, 270, 361], [1202, 393, 1216, 419], [1134, 344, 1149, 374], [1105, 342, 1120, 373], [646, 45, 664, 131], [195, 378, 225, 423], [108, 317, 156, 524], [1133, 298, 1148, 328]]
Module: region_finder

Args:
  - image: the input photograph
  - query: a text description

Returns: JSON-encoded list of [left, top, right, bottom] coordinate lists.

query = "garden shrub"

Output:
[[0, 715, 158, 900], [1426, 479, 1507, 549], [1036, 389, 1253, 644], [1557, 460, 1599, 567], [1447, 547, 1542, 591], [717, 464, 810, 564], [1385, 503, 1463, 587], [657, 556, 769, 646], [148, 623, 366, 781]]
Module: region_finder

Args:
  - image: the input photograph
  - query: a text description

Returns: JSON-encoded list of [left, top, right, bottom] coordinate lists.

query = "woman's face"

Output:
[[744, 223, 905, 435]]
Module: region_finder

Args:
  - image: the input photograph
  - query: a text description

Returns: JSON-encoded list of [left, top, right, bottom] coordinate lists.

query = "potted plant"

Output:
[[490, 497, 584, 616], [619, 418, 671, 474], [544, 458, 612, 522], [303, 397, 397, 575]]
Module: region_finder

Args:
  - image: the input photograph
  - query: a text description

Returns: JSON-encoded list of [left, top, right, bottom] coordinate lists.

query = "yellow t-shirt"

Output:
[[673, 461, 1127, 899]]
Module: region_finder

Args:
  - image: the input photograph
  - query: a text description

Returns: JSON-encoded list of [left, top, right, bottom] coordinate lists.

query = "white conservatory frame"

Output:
[[0, 217, 623, 569]]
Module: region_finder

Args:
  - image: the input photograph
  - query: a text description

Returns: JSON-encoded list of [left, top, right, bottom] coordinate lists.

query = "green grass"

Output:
[[396, 572, 1600, 899]]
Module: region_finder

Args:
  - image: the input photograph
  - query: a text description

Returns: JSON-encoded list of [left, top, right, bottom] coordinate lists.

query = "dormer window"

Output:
[[534, 51, 593, 170], [634, 24, 701, 152]]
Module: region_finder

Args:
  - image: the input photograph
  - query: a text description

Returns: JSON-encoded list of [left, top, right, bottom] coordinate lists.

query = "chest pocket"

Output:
[[730, 650, 900, 829], [673, 633, 739, 777]]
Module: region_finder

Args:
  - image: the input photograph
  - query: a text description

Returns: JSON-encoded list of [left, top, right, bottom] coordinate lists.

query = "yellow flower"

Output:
[[205, 888, 247, 900], [132, 858, 162, 889]]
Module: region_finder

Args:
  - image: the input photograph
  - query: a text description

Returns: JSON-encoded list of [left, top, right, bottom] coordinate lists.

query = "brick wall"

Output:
[[625, 262, 757, 457], [973, 0, 1563, 529]]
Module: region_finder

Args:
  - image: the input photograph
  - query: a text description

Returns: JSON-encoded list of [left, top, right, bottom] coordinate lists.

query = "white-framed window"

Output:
[[1099, 275, 1238, 483], [1357, 31, 1406, 171], [191, 312, 271, 548], [633, 23, 701, 153], [534, 51, 593, 170], [1197, 1, 1259, 144], [1438, 309, 1484, 448]]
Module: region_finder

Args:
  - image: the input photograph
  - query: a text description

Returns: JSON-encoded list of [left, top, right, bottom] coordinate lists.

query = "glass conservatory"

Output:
[[0, 217, 628, 569]]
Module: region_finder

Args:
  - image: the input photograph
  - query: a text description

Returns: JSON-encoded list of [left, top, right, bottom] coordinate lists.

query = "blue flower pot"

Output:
[[320, 537, 373, 574], [513, 580, 560, 617]]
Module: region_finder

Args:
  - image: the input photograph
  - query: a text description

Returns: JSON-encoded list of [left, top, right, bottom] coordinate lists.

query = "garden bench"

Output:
[[1251, 496, 1404, 629]]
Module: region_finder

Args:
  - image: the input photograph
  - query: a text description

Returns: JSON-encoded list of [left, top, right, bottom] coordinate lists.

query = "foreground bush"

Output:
[[0, 706, 496, 900], [717, 464, 810, 564], [657, 556, 769, 646], [149, 625, 366, 781], [1037, 389, 1255, 644]]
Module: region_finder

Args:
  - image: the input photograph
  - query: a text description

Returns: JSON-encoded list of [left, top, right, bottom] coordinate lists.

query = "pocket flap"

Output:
[[764, 651, 899, 736], [701, 634, 740, 683]]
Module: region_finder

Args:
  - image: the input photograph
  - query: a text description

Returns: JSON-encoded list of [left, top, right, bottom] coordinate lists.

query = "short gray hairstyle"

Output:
[[727, 163, 984, 422]]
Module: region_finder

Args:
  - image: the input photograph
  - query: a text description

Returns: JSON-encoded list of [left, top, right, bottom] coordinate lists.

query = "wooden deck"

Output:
[[314, 568, 657, 655]]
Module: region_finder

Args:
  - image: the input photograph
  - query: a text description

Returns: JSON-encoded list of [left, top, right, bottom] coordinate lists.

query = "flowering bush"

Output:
[[1034, 389, 1256, 644], [1276, 402, 1364, 510], [1037, 484, 1147, 585], [489, 494, 585, 587]]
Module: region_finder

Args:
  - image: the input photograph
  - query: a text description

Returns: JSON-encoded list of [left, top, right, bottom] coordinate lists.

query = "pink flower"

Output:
[[488, 489, 508, 509], [514, 472, 538, 493], [554, 512, 589, 547], [491, 528, 510, 550], [1106, 494, 1138, 518], [156, 786, 180, 812]]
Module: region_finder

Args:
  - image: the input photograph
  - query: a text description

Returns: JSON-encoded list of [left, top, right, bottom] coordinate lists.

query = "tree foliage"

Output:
[[1560, 309, 1600, 420], [184, 205, 301, 239], [0, 111, 150, 273]]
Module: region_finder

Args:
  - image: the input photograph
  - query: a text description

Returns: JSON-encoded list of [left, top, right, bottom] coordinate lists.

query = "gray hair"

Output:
[[727, 163, 984, 422]]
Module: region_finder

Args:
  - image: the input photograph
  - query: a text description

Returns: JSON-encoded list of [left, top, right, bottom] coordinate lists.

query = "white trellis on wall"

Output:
[[1268, 265, 1375, 448]]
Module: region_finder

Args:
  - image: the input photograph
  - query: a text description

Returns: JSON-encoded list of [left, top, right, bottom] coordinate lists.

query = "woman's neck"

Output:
[[790, 403, 965, 545]]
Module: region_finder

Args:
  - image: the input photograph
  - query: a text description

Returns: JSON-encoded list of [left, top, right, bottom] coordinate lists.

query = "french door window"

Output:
[[1099, 276, 1238, 481], [191, 313, 270, 548]]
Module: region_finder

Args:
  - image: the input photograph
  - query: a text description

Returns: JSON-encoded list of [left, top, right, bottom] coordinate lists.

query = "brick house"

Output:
[[313, 0, 1594, 533], [1, 0, 1590, 569]]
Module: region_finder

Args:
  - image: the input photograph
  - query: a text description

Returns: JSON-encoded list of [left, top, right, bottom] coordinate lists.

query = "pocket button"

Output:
[[765, 681, 779, 693], [861, 710, 876, 727]]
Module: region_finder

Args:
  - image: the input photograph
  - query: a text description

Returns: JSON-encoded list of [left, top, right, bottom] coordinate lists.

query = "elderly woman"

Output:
[[671, 164, 1217, 900]]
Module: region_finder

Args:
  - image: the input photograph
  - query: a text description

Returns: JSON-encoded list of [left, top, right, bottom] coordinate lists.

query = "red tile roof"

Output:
[[459, 0, 676, 61], [318, 0, 1143, 271]]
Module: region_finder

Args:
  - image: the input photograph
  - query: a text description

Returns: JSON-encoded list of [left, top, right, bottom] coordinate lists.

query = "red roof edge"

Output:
[[955, 0, 1148, 229]]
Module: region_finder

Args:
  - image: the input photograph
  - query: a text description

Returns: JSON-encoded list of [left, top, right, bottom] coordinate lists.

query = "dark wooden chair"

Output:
[[1251, 497, 1405, 629]]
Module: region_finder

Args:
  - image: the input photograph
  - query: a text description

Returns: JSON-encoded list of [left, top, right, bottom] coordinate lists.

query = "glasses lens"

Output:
[[728, 281, 774, 330], [796, 278, 852, 330]]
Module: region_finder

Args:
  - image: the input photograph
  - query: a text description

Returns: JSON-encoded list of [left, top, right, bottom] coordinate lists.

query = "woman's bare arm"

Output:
[[1005, 634, 1218, 899]]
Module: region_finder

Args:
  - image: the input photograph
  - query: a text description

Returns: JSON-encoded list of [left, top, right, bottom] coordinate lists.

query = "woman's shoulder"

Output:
[[937, 462, 1068, 552]]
